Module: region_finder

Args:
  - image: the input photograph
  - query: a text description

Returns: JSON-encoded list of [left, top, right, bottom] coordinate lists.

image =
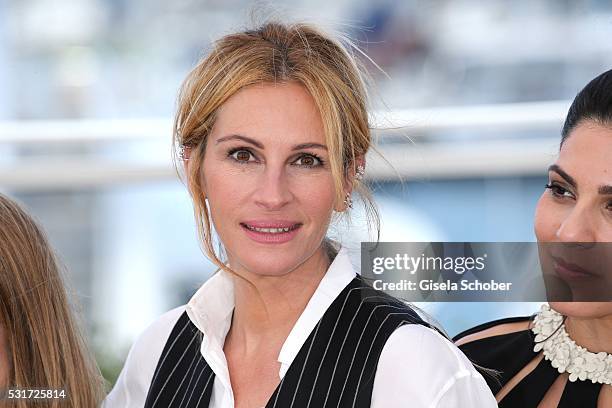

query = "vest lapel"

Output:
[[144, 313, 215, 408], [145, 277, 427, 408]]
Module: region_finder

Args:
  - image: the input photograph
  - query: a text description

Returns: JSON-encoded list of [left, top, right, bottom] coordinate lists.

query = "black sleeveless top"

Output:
[[143, 276, 430, 408], [453, 316, 605, 407]]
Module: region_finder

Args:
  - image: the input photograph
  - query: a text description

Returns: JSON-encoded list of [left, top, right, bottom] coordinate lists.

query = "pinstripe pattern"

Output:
[[144, 276, 430, 408], [144, 315, 214, 408]]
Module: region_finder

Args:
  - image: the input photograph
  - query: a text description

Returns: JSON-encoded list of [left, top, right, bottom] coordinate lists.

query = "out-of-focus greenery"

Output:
[[95, 348, 126, 391]]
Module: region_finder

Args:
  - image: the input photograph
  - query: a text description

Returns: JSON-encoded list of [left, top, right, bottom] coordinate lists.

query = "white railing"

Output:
[[0, 100, 570, 190]]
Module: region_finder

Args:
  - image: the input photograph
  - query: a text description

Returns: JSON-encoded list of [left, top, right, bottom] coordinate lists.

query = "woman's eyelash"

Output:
[[293, 153, 325, 167], [545, 182, 573, 199], [226, 148, 324, 167], [227, 147, 256, 163]]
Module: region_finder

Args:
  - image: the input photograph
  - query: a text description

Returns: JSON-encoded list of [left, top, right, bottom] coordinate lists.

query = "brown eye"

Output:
[[229, 149, 254, 163], [301, 156, 314, 166], [294, 154, 322, 167]]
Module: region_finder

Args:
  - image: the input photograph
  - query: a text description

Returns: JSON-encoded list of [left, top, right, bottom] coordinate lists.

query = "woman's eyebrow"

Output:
[[292, 142, 327, 151], [599, 185, 612, 195], [215, 134, 263, 149], [548, 164, 577, 188], [214, 135, 326, 151]]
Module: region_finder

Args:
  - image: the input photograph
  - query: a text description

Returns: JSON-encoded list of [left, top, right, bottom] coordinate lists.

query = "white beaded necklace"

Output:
[[532, 304, 612, 385]]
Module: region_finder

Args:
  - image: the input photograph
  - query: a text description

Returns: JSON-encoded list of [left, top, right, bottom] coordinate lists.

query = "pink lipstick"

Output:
[[240, 220, 302, 244]]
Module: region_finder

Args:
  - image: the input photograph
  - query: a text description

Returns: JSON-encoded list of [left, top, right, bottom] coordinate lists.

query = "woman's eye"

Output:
[[229, 149, 254, 163], [294, 154, 322, 167], [545, 183, 574, 199]]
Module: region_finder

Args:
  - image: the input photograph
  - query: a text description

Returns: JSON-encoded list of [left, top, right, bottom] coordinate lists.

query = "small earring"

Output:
[[355, 164, 365, 181], [343, 192, 353, 210], [179, 145, 189, 161]]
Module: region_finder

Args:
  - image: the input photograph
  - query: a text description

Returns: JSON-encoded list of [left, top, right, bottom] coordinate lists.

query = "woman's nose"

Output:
[[555, 204, 596, 243], [252, 167, 293, 210]]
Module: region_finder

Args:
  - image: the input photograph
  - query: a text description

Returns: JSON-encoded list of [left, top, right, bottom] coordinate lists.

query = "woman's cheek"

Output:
[[205, 165, 249, 200], [534, 194, 558, 242], [304, 183, 336, 217]]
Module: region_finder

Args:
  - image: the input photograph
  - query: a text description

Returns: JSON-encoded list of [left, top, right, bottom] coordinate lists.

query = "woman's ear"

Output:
[[182, 145, 208, 200], [336, 155, 366, 212], [345, 155, 366, 192], [180, 145, 192, 170]]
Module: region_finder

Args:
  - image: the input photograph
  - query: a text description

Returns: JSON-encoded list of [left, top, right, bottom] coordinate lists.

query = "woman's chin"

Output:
[[549, 301, 612, 319], [230, 255, 306, 278]]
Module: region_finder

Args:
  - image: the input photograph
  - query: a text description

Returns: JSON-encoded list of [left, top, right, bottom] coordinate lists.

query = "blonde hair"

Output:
[[174, 21, 379, 270], [0, 194, 105, 407]]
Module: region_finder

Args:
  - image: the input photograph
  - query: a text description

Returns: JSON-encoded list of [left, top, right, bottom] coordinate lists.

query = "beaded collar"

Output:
[[532, 304, 612, 385]]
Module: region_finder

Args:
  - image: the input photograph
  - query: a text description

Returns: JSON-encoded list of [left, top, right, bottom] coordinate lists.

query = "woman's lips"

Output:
[[240, 221, 302, 244], [552, 256, 598, 281]]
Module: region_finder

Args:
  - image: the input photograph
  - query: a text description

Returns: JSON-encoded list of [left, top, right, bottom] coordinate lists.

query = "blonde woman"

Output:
[[105, 22, 496, 408], [0, 193, 106, 407]]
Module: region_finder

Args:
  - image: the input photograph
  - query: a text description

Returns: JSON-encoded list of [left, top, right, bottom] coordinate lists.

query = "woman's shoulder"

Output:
[[451, 315, 538, 396], [352, 276, 425, 322], [383, 324, 481, 374], [122, 305, 187, 368], [372, 324, 498, 407], [103, 306, 186, 407], [453, 315, 534, 346], [133, 306, 187, 356]]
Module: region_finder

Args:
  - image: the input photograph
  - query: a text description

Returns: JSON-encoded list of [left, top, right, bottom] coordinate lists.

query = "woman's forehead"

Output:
[[218, 82, 319, 118], [212, 83, 325, 146], [557, 122, 612, 180]]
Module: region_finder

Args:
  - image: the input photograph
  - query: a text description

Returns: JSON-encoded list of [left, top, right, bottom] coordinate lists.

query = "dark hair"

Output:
[[561, 68, 612, 147]]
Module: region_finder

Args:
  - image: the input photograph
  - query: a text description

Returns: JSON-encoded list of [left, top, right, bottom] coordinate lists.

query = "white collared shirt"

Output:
[[104, 247, 497, 408]]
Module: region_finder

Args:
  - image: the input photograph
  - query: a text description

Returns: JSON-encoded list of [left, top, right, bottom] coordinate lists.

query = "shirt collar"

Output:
[[185, 246, 357, 377], [276, 246, 356, 376], [185, 265, 234, 351]]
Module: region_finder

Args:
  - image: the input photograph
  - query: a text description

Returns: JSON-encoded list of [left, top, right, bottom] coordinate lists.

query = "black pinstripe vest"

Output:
[[144, 276, 431, 408]]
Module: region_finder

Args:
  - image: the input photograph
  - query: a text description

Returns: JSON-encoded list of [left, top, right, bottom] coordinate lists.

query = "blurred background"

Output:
[[1, 0, 611, 387]]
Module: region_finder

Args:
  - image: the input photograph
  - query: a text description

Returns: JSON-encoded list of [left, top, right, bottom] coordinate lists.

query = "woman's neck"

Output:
[[565, 314, 612, 354], [227, 247, 331, 353]]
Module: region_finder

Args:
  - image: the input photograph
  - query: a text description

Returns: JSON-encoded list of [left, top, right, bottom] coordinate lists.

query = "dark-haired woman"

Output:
[[454, 69, 612, 407]]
